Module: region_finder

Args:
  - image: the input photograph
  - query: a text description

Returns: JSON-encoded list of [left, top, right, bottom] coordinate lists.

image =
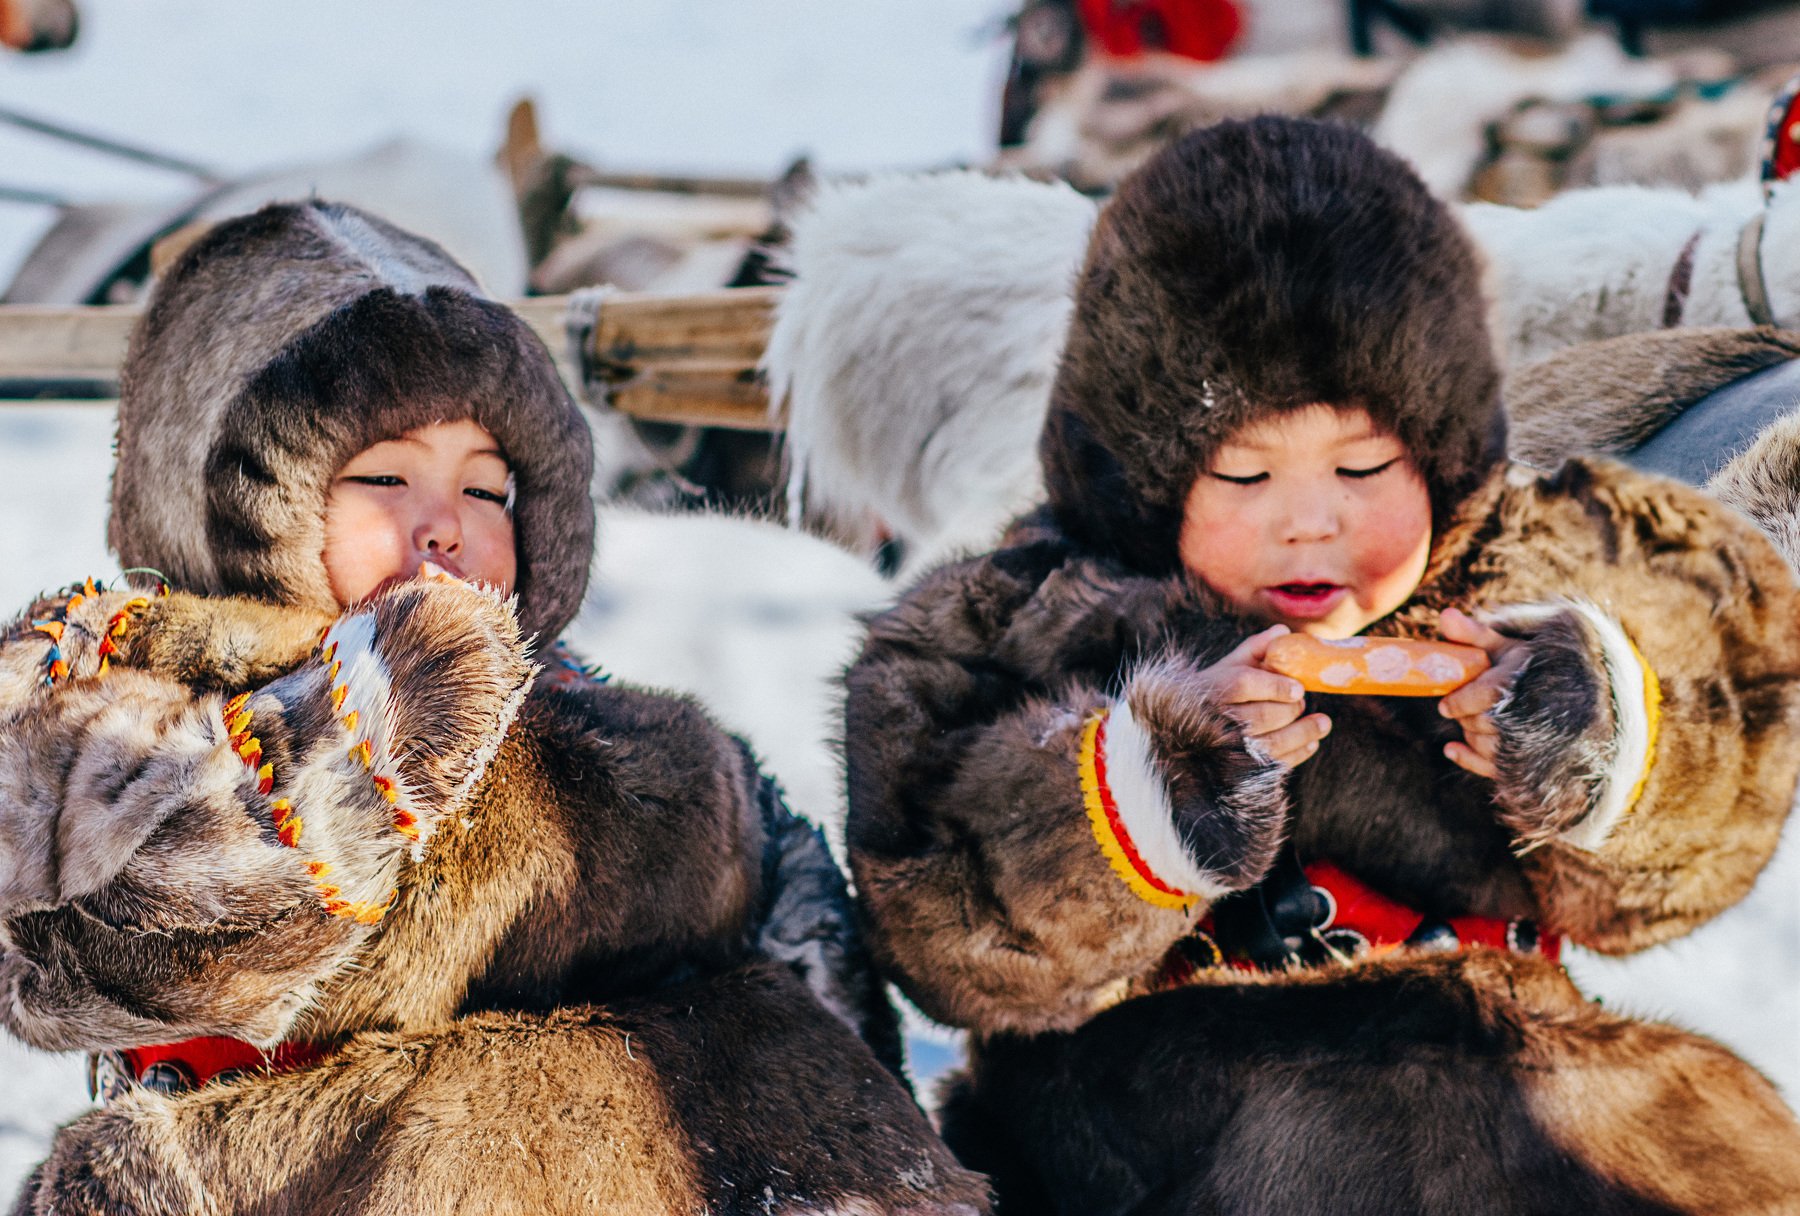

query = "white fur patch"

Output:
[[1559, 602, 1655, 852], [1376, 35, 1675, 201], [764, 171, 1096, 570], [321, 613, 426, 853], [318, 205, 479, 299], [452, 669, 530, 819], [1102, 700, 1231, 903], [1458, 173, 1790, 371]]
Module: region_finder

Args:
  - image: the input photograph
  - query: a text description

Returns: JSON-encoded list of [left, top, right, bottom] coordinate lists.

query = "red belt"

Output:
[[1300, 858, 1562, 961]]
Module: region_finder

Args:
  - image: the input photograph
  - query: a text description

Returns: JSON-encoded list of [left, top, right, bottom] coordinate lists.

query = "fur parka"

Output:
[[0, 202, 987, 1215], [844, 120, 1800, 1214]]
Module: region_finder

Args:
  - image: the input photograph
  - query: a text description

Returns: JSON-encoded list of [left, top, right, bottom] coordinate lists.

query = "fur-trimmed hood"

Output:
[[110, 201, 594, 641], [1040, 117, 1508, 574]]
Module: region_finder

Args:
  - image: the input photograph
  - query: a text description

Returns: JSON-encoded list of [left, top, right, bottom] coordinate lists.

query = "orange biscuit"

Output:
[[1264, 633, 1489, 697]]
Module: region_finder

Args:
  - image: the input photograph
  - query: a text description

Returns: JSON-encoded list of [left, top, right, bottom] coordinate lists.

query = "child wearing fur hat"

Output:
[[843, 117, 1800, 1212], [0, 202, 986, 1215]]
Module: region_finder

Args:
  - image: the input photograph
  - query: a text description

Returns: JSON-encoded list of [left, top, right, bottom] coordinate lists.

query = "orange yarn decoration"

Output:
[[226, 629, 419, 925]]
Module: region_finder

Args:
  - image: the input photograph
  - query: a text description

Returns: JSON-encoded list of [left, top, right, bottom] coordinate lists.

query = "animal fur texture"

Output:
[[843, 120, 1800, 1213], [1000, 25, 1726, 199], [1462, 178, 1800, 368], [1, 202, 987, 1216], [1506, 325, 1800, 572], [14, 961, 966, 1216], [938, 952, 1800, 1216], [1370, 34, 1690, 198], [764, 170, 1097, 573]]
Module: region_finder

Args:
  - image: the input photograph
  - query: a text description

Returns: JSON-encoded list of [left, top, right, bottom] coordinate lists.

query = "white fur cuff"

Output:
[[1088, 700, 1230, 905], [1560, 603, 1660, 852]]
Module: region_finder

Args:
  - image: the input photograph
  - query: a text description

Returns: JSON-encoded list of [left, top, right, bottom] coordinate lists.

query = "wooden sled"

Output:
[[0, 286, 783, 429]]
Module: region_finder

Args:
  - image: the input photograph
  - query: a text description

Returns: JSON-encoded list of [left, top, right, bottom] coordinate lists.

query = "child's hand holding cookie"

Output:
[[1208, 624, 1332, 768], [1436, 607, 1529, 779]]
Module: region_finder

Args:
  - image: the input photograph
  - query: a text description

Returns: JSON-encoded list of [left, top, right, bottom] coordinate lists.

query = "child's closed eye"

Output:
[[1337, 458, 1399, 480], [344, 474, 404, 488], [464, 487, 508, 505], [1209, 471, 1268, 486]]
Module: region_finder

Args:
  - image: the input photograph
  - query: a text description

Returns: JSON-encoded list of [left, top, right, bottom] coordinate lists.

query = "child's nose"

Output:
[[1279, 495, 1340, 543], [412, 502, 463, 557]]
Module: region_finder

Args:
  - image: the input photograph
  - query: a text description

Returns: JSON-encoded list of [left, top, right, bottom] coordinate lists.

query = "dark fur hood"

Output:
[[110, 201, 594, 641], [1039, 117, 1507, 574]]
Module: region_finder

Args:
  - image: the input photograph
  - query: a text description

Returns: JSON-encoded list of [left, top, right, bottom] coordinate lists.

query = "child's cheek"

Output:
[[463, 518, 518, 594], [322, 495, 409, 608], [1348, 480, 1432, 610], [1178, 510, 1267, 612]]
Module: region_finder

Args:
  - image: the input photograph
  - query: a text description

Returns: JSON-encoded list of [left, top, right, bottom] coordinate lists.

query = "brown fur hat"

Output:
[[110, 201, 594, 641], [1039, 116, 1506, 573]]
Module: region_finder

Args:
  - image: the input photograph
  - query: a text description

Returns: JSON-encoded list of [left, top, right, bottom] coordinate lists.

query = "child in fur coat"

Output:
[[0, 201, 986, 1216], [844, 117, 1800, 1214]]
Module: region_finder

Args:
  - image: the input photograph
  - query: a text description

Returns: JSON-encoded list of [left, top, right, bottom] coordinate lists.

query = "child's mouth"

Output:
[[1265, 582, 1348, 619]]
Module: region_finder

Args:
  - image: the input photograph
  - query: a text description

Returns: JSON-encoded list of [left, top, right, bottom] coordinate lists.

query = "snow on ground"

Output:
[[562, 505, 893, 855]]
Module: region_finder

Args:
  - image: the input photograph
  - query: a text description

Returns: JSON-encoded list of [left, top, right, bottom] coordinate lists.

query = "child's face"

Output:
[[322, 418, 517, 607], [1177, 405, 1431, 639]]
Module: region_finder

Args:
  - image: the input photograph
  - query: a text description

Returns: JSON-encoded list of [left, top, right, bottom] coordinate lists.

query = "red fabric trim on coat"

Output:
[[1300, 859, 1562, 962], [121, 1036, 328, 1088]]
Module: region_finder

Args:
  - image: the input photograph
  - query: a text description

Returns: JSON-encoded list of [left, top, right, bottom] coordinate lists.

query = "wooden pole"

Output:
[[0, 288, 784, 430], [0, 305, 141, 383]]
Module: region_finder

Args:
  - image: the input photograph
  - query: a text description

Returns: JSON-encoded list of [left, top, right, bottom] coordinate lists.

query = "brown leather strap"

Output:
[[1737, 211, 1778, 327], [1663, 229, 1702, 328]]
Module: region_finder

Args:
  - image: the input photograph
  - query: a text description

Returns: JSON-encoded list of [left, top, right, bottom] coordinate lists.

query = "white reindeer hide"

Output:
[[1373, 34, 1679, 199], [1463, 178, 1800, 368], [764, 172, 1097, 573]]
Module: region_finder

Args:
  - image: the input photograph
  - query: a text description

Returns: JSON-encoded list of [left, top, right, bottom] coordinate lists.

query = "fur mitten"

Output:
[[0, 578, 534, 1050], [1486, 602, 1653, 852], [1116, 653, 1289, 896]]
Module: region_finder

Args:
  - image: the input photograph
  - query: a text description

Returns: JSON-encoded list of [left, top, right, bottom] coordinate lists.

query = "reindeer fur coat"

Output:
[[844, 121, 1800, 1215], [0, 202, 986, 1216]]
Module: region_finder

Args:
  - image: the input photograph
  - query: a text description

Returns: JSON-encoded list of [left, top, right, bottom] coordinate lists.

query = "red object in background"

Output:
[[1077, 0, 1244, 62], [1762, 71, 1800, 188]]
